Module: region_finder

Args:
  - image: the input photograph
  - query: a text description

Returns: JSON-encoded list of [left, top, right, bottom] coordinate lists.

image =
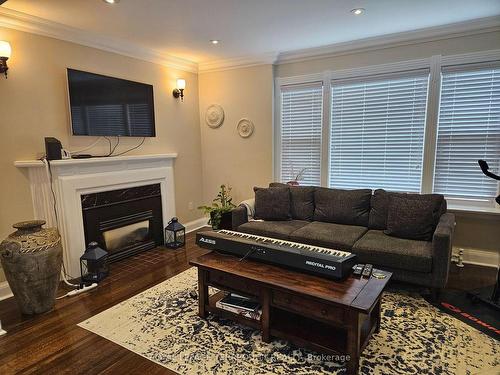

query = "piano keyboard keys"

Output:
[[217, 229, 350, 258]]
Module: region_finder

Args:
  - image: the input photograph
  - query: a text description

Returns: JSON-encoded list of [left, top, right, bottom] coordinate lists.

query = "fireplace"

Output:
[[81, 184, 164, 262]]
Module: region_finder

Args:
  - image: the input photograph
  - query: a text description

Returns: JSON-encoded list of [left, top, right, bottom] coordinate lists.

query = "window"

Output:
[[434, 65, 500, 202], [329, 72, 429, 192], [279, 83, 323, 185], [275, 52, 500, 209]]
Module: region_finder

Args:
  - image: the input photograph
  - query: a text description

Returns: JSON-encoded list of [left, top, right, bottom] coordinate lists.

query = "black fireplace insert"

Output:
[[81, 184, 164, 263]]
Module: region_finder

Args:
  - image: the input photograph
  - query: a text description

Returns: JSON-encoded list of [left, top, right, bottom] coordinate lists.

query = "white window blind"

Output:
[[434, 65, 500, 201], [329, 72, 429, 192], [280, 83, 323, 185]]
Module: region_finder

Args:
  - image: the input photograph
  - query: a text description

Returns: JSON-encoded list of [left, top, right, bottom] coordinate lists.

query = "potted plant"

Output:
[[198, 184, 236, 230]]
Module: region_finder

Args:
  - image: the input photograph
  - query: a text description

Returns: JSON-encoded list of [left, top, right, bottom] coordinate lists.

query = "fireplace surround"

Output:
[[15, 154, 177, 278]]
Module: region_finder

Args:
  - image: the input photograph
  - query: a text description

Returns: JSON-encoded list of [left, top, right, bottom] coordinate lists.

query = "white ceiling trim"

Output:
[[275, 16, 500, 65], [198, 51, 278, 73], [0, 7, 198, 73], [0, 6, 499, 74]]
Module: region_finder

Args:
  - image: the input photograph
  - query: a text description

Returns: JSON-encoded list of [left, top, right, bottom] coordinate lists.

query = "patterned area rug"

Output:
[[79, 268, 500, 374]]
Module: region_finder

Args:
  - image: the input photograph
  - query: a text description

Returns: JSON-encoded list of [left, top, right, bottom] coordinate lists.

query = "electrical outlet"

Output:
[[188, 201, 194, 210]]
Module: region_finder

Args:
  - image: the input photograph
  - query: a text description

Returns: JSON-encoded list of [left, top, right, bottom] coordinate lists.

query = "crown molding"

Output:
[[0, 7, 198, 73], [198, 51, 278, 73], [1, 6, 499, 75], [276, 16, 500, 65]]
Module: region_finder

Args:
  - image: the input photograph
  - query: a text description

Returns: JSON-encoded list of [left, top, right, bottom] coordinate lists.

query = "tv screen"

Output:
[[67, 69, 156, 137]]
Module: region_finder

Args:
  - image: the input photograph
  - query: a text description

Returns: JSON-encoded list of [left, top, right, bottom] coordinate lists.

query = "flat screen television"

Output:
[[67, 68, 156, 137]]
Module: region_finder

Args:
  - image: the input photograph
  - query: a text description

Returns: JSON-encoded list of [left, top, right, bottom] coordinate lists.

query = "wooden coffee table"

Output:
[[190, 252, 391, 374]]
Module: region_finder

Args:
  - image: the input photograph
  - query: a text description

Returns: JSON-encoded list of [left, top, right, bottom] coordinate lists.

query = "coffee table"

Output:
[[190, 252, 391, 374]]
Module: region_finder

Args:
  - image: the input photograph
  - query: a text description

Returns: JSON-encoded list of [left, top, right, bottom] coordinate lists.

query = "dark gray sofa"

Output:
[[232, 184, 455, 293]]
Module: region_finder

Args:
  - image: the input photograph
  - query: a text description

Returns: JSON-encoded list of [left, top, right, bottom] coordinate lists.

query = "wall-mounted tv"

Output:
[[67, 68, 156, 137]]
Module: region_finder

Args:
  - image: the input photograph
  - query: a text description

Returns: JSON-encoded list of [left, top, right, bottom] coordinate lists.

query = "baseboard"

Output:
[[184, 217, 209, 234], [452, 247, 499, 268], [0, 281, 13, 301]]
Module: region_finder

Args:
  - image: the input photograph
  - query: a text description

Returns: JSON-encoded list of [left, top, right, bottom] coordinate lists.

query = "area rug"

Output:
[[78, 268, 500, 374]]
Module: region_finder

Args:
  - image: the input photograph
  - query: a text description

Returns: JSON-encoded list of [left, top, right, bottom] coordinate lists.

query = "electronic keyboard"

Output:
[[196, 229, 357, 280]]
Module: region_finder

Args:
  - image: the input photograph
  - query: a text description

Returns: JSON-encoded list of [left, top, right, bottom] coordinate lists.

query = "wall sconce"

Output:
[[0, 41, 11, 79], [172, 79, 186, 101]]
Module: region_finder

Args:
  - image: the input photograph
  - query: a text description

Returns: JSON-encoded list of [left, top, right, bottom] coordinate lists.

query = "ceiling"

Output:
[[2, 0, 500, 65]]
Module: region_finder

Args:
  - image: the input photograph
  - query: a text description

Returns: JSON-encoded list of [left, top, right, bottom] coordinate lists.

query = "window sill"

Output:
[[447, 203, 500, 217]]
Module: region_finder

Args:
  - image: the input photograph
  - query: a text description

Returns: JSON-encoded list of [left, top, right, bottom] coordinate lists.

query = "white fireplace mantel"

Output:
[[15, 154, 178, 278]]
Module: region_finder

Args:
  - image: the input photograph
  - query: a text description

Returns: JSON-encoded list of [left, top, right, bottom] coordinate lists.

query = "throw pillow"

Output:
[[313, 187, 372, 226], [254, 187, 291, 221], [384, 194, 444, 241], [269, 183, 315, 221]]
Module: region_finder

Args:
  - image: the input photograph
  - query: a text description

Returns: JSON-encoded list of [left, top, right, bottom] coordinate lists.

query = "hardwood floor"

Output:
[[0, 228, 496, 374], [0, 228, 210, 375]]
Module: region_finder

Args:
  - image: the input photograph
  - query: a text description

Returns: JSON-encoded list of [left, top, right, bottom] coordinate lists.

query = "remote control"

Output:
[[362, 264, 373, 278], [353, 264, 364, 276]]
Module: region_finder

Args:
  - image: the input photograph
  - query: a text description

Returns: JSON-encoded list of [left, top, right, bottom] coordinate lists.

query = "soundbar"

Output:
[[196, 229, 357, 280]]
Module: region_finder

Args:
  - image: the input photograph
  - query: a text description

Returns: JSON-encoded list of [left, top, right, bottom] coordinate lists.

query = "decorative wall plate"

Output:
[[205, 104, 225, 128], [237, 118, 254, 138]]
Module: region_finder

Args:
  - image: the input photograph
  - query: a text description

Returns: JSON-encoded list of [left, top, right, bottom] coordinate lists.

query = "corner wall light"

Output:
[[0, 41, 12, 79], [173, 79, 186, 101]]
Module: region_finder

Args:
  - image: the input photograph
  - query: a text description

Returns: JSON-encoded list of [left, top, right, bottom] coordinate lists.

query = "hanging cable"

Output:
[[113, 137, 145, 156], [68, 137, 103, 154], [43, 158, 79, 287]]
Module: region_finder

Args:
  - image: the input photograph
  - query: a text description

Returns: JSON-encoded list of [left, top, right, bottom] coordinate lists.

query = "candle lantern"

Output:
[[164, 217, 185, 249], [80, 242, 109, 283]]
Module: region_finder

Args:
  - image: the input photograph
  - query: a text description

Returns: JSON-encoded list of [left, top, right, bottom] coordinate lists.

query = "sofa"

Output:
[[231, 183, 455, 294]]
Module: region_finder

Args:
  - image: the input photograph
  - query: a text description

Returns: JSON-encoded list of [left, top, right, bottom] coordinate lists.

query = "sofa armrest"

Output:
[[232, 206, 248, 230], [431, 213, 456, 288]]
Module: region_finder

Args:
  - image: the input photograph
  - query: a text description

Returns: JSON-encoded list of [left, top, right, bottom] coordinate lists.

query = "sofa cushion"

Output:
[[353, 230, 433, 273], [289, 221, 368, 251], [313, 187, 372, 226], [254, 187, 291, 221], [384, 194, 443, 241], [269, 183, 315, 221], [368, 189, 392, 230], [238, 220, 309, 240], [369, 189, 447, 231]]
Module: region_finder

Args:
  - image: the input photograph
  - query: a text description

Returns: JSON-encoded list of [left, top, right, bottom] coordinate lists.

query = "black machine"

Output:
[[469, 160, 500, 311], [196, 229, 357, 280], [67, 68, 156, 137], [44, 137, 63, 160]]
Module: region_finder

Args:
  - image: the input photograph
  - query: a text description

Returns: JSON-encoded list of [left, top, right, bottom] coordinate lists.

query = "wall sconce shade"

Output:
[[173, 79, 186, 101], [0, 41, 11, 79]]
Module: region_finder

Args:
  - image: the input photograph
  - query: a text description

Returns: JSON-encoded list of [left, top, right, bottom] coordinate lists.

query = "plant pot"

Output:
[[0, 220, 63, 315], [219, 211, 233, 230], [210, 211, 233, 230]]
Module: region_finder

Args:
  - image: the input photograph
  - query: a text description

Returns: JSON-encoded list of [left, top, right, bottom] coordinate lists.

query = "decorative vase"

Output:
[[287, 180, 300, 186], [0, 220, 63, 315]]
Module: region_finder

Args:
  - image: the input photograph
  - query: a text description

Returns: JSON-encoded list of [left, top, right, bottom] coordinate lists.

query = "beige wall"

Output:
[[0, 28, 205, 282], [198, 65, 274, 205]]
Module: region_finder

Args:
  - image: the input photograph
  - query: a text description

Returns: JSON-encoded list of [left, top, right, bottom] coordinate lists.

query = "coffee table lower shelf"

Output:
[[191, 253, 391, 375]]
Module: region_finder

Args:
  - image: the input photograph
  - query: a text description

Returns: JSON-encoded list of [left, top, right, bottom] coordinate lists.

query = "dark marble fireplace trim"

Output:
[[81, 183, 163, 263], [81, 184, 161, 210]]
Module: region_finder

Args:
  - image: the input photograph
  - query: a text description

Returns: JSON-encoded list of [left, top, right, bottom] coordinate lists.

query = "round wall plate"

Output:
[[205, 104, 225, 128], [237, 118, 254, 138]]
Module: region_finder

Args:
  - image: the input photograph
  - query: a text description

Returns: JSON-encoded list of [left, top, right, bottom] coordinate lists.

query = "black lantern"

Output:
[[164, 217, 185, 248], [80, 242, 109, 283]]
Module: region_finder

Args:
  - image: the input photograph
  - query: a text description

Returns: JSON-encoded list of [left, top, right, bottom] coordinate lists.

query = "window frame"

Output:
[[274, 49, 500, 210]]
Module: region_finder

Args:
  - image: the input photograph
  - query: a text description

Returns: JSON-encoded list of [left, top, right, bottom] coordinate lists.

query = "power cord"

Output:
[[108, 136, 120, 156], [43, 158, 80, 287], [113, 137, 145, 156]]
